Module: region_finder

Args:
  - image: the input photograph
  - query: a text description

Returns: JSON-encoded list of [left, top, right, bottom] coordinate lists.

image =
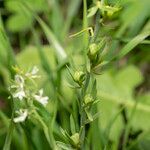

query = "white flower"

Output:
[[13, 109, 28, 123], [25, 66, 39, 79], [13, 88, 26, 100], [10, 74, 26, 100], [34, 89, 48, 106], [31, 66, 39, 75], [15, 74, 24, 88]]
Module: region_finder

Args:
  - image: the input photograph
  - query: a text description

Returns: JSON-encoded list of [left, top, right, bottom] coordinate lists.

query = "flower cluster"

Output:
[[87, 0, 121, 18], [9, 66, 49, 123]]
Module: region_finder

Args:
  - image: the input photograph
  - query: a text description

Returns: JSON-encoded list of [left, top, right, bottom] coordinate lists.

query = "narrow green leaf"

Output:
[[56, 141, 73, 150], [70, 114, 76, 134], [117, 30, 150, 59], [0, 15, 16, 69], [36, 17, 67, 61], [32, 28, 55, 88], [3, 120, 14, 150], [83, 0, 88, 48], [3, 97, 15, 150], [19, 1, 67, 62], [63, 0, 81, 36]]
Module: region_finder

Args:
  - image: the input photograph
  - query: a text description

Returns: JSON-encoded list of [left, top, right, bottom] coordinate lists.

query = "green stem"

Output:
[[34, 111, 57, 150], [90, 12, 101, 43], [80, 109, 86, 149], [3, 119, 14, 150], [3, 97, 15, 150], [122, 101, 138, 150], [83, 0, 88, 48]]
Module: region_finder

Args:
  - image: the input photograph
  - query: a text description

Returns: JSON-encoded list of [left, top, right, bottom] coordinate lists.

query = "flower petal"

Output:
[[13, 109, 28, 123]]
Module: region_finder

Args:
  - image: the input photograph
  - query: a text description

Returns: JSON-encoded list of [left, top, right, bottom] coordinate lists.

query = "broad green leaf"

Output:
[[5, 0, 48, 13], [5, 1, 22, 12], [6, 14, 33, 32], [16, 46, 56, 69], [97, 65, 150, 143], [5, 0, 48, 32]]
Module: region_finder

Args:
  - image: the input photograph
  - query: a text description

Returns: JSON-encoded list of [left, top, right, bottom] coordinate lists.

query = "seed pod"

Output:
[[70, 133, 80, 145], [84, 94, 94, 105], [88, 43, 99, 59], [73, 71, 85, 85]]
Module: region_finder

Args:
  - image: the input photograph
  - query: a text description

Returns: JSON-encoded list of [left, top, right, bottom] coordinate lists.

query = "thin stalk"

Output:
[[122, 101, 138, 150], [3, 97, 15, 150], [34, 111, 57, 150], [79, 73, 90, 149], [90, 11, 101, 43], [80, 107, 86, 149], [83, 0, 88, 49], [104, 106, 125, 150]]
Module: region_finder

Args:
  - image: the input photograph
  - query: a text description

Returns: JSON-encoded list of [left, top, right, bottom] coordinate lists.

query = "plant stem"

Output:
[[34, 111, 57, 150], [83, 0, 88, 48], [3, 119, 14, 150], [3, 97, 15, 150], [122, 101, 138, 150]]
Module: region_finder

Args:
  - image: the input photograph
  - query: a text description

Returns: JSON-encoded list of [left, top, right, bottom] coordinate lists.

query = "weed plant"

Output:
[[0, 0, 150, 150]]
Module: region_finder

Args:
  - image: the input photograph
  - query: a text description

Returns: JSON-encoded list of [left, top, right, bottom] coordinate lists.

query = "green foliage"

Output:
[[5, 0, 48, 32]]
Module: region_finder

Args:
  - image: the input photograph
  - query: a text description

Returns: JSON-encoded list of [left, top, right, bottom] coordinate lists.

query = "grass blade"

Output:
[[117, 30, 150, 59], [3, 97, 15, 150], [0, 14, 16, 75], [19, 1, 67, 62], [36, 17, 67, 61]]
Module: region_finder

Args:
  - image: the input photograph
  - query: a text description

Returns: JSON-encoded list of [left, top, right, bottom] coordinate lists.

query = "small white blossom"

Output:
[[13, 109, 28, 123], [31, 66, 39, 74], [25, 66, 40, 79], [10, 74, 26, 100], [34, 89, 48, 106], [15, 74, 24, 88], [13, 88, 26, 100]]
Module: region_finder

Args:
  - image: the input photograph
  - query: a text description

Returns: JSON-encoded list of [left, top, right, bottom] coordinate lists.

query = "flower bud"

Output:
[[88, 43, 98, 57], [84, 94, 94, 105], [70, 133, 80, 145], [73, 71, 85, 85]]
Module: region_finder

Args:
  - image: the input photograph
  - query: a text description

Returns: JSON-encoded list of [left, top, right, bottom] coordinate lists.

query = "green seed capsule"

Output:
[[73, 71, 85, 85], [84, 94, 93, 105], [70, 133, 80, 145], [89, 43, 98, 57]]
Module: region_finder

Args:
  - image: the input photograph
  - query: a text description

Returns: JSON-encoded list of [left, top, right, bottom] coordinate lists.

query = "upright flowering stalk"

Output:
[[9, 66, 50, 124], [7, 66, 57, 149]]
